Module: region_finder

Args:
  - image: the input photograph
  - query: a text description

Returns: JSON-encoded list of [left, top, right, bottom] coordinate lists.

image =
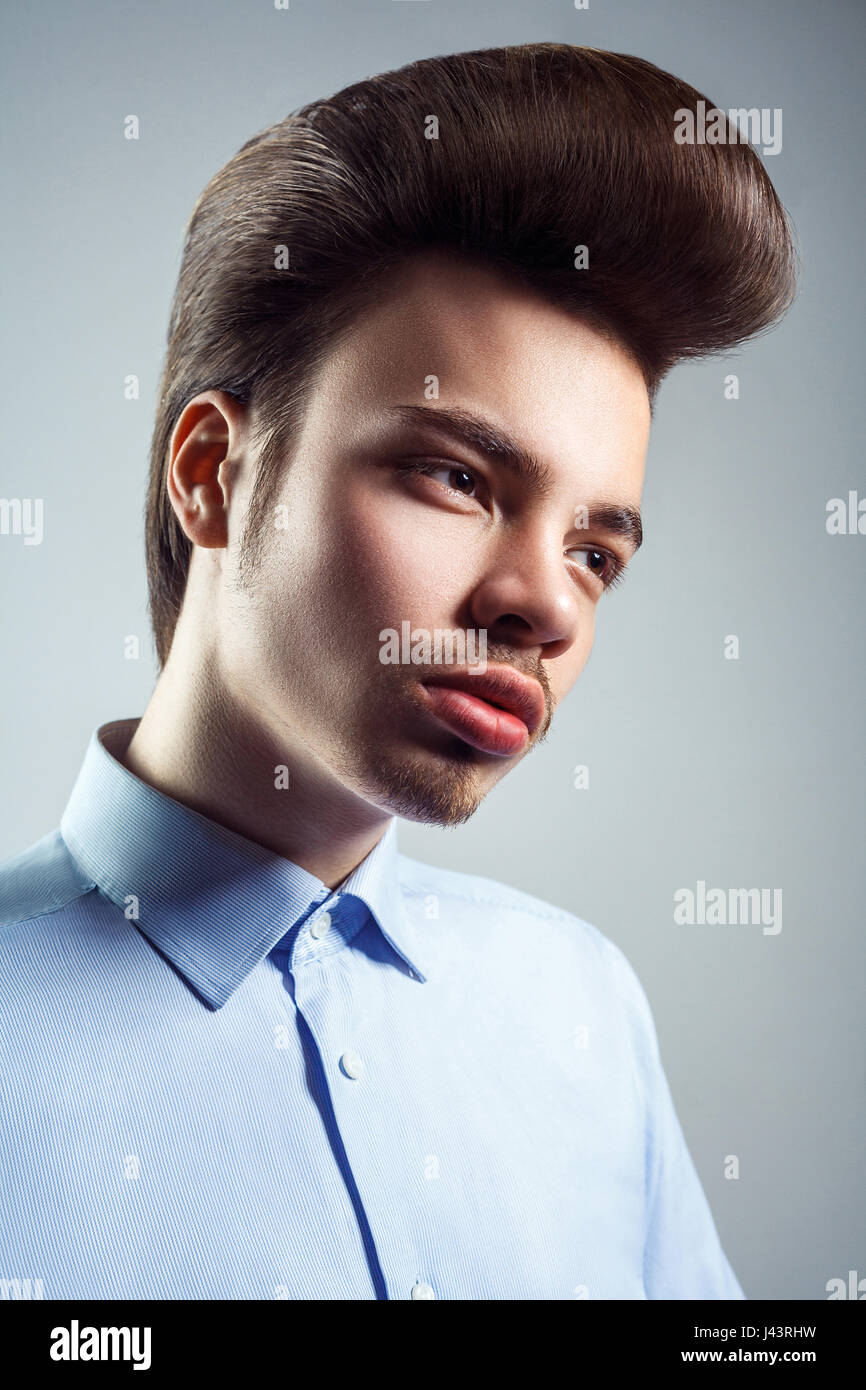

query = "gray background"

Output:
[[1, 0, 863, 1300]]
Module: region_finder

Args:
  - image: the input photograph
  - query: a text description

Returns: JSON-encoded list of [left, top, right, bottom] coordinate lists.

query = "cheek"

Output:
[[321, 482, 471, 622]]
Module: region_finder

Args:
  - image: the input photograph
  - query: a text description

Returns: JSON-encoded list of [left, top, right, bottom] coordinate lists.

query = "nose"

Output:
[[467, 523, 582, 659]]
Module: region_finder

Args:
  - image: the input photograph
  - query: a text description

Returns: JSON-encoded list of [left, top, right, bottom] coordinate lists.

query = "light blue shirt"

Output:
[[0, 718, 744, 1300]]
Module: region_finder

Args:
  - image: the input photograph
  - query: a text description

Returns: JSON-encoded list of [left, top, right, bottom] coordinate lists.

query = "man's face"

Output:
[[222, 253, 650, 824]]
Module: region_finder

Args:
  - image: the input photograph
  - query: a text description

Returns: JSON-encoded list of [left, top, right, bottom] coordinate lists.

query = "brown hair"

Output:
[[146, 43, 799, 667]]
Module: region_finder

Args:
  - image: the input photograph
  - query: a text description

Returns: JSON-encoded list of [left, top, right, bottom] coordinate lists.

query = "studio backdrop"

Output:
[[1, 0, 863, 1302]]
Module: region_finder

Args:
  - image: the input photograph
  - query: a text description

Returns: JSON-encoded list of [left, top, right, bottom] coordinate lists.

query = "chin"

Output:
[[362, 747, 491, 827]]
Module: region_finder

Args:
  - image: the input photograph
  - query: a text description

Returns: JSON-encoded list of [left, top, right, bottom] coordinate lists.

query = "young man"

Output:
[[0, 44, 796, 1300]]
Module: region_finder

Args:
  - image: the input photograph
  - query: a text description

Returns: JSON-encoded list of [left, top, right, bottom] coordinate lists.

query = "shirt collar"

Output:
[[60, 718, 431, 1010]]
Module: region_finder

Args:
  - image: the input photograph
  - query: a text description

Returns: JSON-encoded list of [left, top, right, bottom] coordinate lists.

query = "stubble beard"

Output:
[[361, 738, 489, 826]]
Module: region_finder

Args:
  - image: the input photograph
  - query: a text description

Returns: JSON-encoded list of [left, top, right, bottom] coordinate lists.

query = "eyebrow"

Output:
[[387, 403, 643, 554]]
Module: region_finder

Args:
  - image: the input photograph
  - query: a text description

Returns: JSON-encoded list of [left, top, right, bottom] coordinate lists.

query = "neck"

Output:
[[121, 642, 393, 889]]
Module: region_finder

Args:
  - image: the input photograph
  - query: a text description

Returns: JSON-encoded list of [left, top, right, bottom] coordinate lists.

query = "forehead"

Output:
[[314, 252, 650, 496]]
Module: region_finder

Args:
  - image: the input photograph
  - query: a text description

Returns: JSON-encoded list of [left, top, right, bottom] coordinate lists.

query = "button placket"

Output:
[[310, 910, 332, 939], [294, 896, 341, 970]]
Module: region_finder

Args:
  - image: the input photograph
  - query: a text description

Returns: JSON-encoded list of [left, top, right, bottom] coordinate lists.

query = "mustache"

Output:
[[402, 643, 555, 738]]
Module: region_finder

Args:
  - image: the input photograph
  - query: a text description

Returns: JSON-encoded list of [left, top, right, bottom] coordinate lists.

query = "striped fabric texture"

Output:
[[0, 719, 744, 1300]]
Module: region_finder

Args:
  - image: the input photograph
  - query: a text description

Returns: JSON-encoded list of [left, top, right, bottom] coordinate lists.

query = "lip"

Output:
[[417, 665, 546, 757]]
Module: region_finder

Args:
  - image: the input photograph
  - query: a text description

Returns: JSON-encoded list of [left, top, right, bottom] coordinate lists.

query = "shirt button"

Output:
[[411, 1281, 435, 1300], [310, 911, 332, 939], [339, 1049, 364, 1079]]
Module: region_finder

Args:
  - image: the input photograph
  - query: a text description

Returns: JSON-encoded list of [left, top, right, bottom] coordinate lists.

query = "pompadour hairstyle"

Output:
[[146, 43, 799, 667]]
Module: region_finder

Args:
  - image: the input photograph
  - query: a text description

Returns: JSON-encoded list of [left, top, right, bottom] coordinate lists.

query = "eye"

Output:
[[565, 545, 626, 592], [396, 457, 486, 501], [426, 464, 478, 495]]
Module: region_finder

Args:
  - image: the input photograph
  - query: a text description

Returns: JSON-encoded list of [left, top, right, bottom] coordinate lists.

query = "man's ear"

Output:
[[166, 390, 250, 549]]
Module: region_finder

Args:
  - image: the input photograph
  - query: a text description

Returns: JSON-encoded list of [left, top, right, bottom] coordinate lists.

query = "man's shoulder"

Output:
[[0, 828, 95, 933], [396, 850, 662, 1068], [396, 848, 639, 979]]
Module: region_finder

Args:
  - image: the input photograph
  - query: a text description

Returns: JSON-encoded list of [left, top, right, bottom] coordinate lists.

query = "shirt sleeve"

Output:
[[605, 938, 746, 1300]]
